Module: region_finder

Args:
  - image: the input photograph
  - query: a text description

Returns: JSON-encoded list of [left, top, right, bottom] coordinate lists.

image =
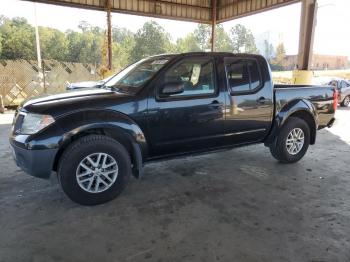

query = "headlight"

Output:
[[21, 113, 55, 134]]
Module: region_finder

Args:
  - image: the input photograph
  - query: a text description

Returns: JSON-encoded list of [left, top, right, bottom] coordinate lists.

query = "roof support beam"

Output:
[[106, 0, 112, 70], [297, 0, 318, 70]]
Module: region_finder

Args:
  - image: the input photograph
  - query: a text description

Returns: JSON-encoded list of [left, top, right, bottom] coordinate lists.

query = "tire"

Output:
[[58, 135, 131, 205], [341, 96, 350, 107], [269, 117, 310, 163]]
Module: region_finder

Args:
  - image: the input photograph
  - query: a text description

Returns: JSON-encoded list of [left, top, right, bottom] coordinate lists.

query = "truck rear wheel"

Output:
[[58, 135, 131, 205], [269, 117, 310, 163]]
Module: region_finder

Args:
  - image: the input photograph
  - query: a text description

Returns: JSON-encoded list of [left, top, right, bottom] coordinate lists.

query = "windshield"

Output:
[[104, 56, 171, 91]]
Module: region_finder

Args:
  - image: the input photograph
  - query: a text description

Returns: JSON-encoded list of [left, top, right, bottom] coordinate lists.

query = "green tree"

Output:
[[0, 34, 2, 57], [112, 26, 134, 43], [214, 24, 232, 52], [112, 33, 136, 71], [193, 24, 211, 51], [271, 42, 286, 70], [176, 33, 201, 53], [263, 39, 274, 62], [229, 24, 258, 54], [131, 21, 172, 61], [66, 26, 103, 64], [192, 24, 232, 52], [39, 27, 68, 60], [0, 17, 36, 59], [78, 20, 91, 33]]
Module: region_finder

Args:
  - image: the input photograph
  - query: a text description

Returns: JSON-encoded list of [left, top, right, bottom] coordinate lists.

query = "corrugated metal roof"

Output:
[[21, 0, 300, 23], [217, 0, 300, 22]]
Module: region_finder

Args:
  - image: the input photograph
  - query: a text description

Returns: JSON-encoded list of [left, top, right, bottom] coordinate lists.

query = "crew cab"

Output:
[[10, 53, 337, 205]]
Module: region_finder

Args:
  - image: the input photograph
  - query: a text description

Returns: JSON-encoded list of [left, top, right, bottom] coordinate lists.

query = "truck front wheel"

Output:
[[58, 135, 131, 205], [269, 117, 310, 163]]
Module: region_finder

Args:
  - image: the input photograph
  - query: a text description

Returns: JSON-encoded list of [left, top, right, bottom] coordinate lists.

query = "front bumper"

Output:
[[10, 140, 58, 179]]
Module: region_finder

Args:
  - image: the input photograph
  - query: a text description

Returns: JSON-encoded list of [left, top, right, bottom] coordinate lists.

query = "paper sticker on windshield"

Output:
[[151, 60, 168, 65]]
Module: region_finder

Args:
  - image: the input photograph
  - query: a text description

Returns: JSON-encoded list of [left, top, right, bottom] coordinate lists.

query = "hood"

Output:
[[21, 87, 132, 117], [22, 88, 112, 107]]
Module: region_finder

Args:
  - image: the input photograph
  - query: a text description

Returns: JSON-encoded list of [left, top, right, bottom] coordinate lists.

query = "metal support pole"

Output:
[[106, 0, 112, 70], [211, 0, 217, 52], [293, 0, 317, 84], [34, 3, 42, 69], [297, 0, 318, 70]]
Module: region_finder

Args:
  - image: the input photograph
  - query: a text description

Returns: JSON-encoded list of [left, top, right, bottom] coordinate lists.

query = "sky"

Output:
[[0, 0, 349, 57]]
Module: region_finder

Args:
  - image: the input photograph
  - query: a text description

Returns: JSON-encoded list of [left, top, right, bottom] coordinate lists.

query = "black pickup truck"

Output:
[[10, 52, 337, 205]]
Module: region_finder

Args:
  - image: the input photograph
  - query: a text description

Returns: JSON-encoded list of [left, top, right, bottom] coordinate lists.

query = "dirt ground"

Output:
[[0, 108, 350, 262]]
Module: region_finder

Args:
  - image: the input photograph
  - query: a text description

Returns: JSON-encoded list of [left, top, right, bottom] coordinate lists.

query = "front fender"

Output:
[[55, 109, 148, 158], [265, 99, 317, 145]]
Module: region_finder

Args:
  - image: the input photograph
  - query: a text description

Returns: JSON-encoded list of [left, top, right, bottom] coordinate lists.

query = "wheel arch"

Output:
[[265, 99, 317, 145], [53, 110, 147, 178]]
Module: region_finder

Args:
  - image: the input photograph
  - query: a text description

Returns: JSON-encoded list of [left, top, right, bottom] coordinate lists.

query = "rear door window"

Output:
[[225, 58, 262, 94]]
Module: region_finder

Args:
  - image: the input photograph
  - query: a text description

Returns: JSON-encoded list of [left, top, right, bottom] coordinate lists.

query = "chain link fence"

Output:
[[0, 59, 100, 107]]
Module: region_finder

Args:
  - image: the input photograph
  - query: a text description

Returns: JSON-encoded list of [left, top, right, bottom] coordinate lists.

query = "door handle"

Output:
[[210, 100, 223, 108], [256, 97, 267, 104]]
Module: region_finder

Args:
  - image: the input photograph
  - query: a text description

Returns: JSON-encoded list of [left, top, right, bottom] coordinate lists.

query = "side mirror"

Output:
[[160, 82, 184, 96]]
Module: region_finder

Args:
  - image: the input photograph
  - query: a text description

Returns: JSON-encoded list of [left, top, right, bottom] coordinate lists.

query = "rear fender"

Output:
[[264, 99, 317, 145]]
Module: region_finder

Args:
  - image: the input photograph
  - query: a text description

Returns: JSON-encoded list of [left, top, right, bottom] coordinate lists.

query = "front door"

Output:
[[147, 56, 226, 157]]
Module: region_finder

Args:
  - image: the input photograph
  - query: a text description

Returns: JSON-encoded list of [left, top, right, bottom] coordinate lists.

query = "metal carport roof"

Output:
[[22, 0, 300, 24]]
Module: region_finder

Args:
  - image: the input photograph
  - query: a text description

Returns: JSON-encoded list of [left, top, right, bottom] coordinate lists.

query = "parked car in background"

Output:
[[10, 52, 337, 205], [328, 78, 350, 107]]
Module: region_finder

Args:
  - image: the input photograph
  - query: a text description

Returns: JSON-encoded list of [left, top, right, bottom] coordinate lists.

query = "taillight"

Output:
[[333, 89, 338, 111]]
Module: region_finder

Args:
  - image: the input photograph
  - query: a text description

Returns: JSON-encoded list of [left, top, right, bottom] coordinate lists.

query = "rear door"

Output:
[[222, 56, 274, 144], [146, 55, 226, 157]]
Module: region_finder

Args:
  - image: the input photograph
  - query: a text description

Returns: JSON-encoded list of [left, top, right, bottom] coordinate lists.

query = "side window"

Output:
[[161, 57, 215, 97], [341, 81, 347, 89], [329, 81, 337, 88], [248, 60, 261, 89], [225, 58, 262, 94]]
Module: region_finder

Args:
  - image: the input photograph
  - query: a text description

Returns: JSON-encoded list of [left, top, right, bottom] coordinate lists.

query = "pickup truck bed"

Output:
[[274, 84, 336, 129]]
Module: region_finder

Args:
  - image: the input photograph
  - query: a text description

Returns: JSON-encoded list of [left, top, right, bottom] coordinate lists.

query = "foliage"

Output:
[[270, 42, 286, 70], [112, 26, 134, 43], [229, 24, 259, 54], [176, 33, 201, 53], [112, 33, 136, 71], [39, 27, 68, 61], [131, 21, 172, 62], [263, 39, 274, 62], [0, 33, 2, 56], [66, 22, 103, 64], [0, 17, 36, 59], [193, 24, 211, 51], [0, 15, 277, 72], [215, 24, 232, 52]]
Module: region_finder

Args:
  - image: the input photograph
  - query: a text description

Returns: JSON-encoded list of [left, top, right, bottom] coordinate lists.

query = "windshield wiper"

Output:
[[104, 85, 128, 93]]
